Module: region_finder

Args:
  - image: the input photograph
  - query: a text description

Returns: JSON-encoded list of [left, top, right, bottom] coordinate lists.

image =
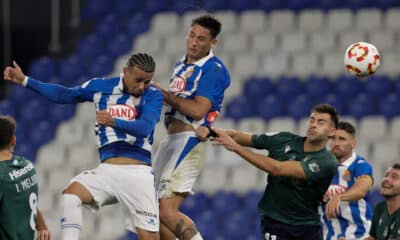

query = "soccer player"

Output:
[[3, 53, 163, 240], [213, 104, 339, 240], [364, 163, 400, 240], [152, 15, 230, 240], [321, 121, 373, 240], [0, 115, 50, 240]]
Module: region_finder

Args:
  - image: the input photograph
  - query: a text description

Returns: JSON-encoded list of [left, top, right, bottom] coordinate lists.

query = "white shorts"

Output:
[[67, 163, 159, 233], [153, 132, 205, 198]]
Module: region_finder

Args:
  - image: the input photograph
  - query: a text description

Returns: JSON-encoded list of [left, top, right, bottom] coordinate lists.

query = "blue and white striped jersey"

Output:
[[165, 51, 230, 128], [25, 76, 163, 165], [321, 152, 373, 240]]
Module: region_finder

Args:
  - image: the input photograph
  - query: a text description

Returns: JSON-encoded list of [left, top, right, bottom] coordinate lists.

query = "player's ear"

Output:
[[10, 136, 16, 149], [211, 38, 218, 48]]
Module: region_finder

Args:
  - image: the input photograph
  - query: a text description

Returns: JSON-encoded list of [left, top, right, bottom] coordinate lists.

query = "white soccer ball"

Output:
[[344, 42, 381, 78]]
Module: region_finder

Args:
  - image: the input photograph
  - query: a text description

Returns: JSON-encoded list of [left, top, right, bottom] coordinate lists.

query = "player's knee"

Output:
[[159, 209, 176, 225]]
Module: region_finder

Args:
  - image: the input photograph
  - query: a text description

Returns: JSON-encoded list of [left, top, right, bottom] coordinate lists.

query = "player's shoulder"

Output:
[[354, 155, 372, 166], [144, 86, 163, 99]]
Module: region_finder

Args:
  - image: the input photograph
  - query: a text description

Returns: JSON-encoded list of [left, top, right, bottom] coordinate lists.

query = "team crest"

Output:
[[169, 75, 187, 92], [308, 162, 320, 173], [185, 66, 195, 79], [343, 170, 352, 181]]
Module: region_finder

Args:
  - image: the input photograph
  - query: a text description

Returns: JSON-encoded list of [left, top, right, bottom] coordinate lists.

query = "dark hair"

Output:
[[0, 115, 16, 150], [392, 163, 400, 170], [338, 121, 356, 136], [126, 53, 156, 73], [312, 104, 339, 128], [191, 15, 221, 39]]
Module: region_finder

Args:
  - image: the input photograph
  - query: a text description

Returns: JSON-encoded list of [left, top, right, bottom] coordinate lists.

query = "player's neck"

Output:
[[0, 149, 12, 161], [386, 195, 400, 215], [303, 139, 326, 152], [338, 153, 352, 164]]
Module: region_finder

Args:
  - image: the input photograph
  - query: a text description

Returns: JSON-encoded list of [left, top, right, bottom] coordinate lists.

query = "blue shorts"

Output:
[[261, 215, 323, 240]]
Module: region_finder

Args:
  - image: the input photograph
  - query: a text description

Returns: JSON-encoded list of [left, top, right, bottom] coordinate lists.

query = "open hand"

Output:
[[212, 128, 240, 152]]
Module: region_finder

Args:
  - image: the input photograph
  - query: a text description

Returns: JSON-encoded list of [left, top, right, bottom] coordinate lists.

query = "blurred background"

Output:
[[1, 0, 400, 239]]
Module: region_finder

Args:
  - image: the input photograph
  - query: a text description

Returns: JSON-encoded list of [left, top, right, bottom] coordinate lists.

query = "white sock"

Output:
[[190, 232, 203, 240], [61, 194, 82, 240]]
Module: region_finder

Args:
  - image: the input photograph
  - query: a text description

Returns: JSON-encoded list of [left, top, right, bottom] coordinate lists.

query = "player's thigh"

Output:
[[136, 227, 159, 240], [116, 165, 159, 233], [62, 181, 94, 204]]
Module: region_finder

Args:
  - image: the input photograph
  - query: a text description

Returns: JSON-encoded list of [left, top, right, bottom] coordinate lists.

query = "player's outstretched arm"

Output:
[[3, 61, 26, 84], [213, 128, 306, 179], [36, 209, 51, 240]]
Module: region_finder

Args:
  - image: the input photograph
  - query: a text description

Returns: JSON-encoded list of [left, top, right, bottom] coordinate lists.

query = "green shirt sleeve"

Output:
[[300, 153, 338, 181], [251, 132, 293, 150]]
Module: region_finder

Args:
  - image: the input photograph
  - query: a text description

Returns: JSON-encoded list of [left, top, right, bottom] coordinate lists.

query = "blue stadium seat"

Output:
[[320, 94, 345, 115], [379, 93, 400, 119], [376, 0, 399, 9], [243, 77, 274, 100], [124, 231, 138, 240], [196, 210, 219, 239], [124, 13, 151, 38], [305, 75, 332, 103], [364, 75, 392, 99], [19, 99, 48, 123], [393, 75, 400, 97], [257, 95, 284, 120], [225, 96, 255, 121], [368, 187, 384, 207], [230, 0, 259, 11], [259, 0, 287, 11], [180, 192, 210, 219], [59, 54, 86, 85], [143, 0, 170, 13], [171, 0, 200, 14], [287, 0, 314, 11], [222, 212, 251, 240], [0, 99, 17, 117], [14, 142, 39, 162], [347, 0, 374, 10], [287, 94, 313, 120], [275, 76, 303, 99], [86, 55, 114, 78], [212, 191, 241, 216], [78, 34, 105, 62], [201, 0, 228, 11], [95, 14, 120, 41], [49, 104, 76, 123], [107, 33, 132, 59], [346, 93, 377, 119], [29, 120, 56, 146], [114, 0, 143, 17], [335, 75, 363, 99], [28, 57, 58, 80], [81, 0, 113, 20]]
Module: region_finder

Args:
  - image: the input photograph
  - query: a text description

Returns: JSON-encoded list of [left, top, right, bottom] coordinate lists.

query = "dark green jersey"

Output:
[[252, 132, 338, 225], [370, 201, 400, 240], [0, 155, 39, 240]]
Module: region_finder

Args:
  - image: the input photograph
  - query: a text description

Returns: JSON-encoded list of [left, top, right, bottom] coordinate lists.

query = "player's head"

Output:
[[329, 121, 356, 162], [0, 115, 16, 151], [381, 163, 400, 199], [186, 15, 221, 63], [306, 104, 339, 144], [123, 53, 156, 97]]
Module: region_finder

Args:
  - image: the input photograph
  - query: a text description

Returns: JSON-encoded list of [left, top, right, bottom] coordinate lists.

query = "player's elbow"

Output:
[[268, 164, 283, 176], [191, 111, 207, 121]]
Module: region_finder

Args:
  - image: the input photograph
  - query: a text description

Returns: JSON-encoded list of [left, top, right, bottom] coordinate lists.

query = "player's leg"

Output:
[[61, 181, 94, 240], [136, 227, 160, 240], [159, 193, 201, 240]]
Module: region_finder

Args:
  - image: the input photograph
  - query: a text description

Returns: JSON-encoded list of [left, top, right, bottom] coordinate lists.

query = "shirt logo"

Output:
[[108, 104, 137, 120], [185, 66, 194, 79], [284, 145, 291, 153], [169, 75, 186, 92], [343, 170, 352, 181], [308, 162, 320, 173]]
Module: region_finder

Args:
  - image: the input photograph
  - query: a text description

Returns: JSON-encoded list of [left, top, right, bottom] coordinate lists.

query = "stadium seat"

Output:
[[379, 51, 400, 77], [346, 93, 377, 119], [212, 191, 241, 215], [113, 0, 142, 17], [19, 99, 48, 123], [87, 55, 114, 78], [231, 53, 261, 82], [321, 53, 345, 77], [384, 8, 400, 31], [251, 32, 278, 54], [95, 14, 120, 40], [196, 166, 229, 194], [320, 94, 345, 115], [237, 117, 266, 133], [238, 10, 266, 33], [59, 54, 86, 85], [280, 32, 307, 53], [201, 0, 227, 12], [317, 0, 344, 10], [81, 0, 112, 20], [213, 10, 237, 33], [298, 10, 324, 33], [268, 117, 297, 133], [286, 94, 313, 120], [354, 8, 383, 31], [291, 53, 319, 78], [275, 76, 303, 98], [221, 33, 249, 54], [49, 104, 76, 123], [124, 13, 151, 38], [259, 0, 287, 12], [150, 12, 180, 36], [229, 166, 263, 193], [388, 116, 400, 140], [77, 34, 104, 62], [243, 76, 274, 100], [143, 0, 170, 13], [358, 116, 388, 141], [334, 75, 363, 99], [338, 31, 367, 52], [29, 120, 56, 146], [309, 31, 336, 53], [231, 0, 259, 12], [133, 33, 162, 56], [364, 75, 392, 99], [268, 10, 295, 33], [257, 95, 285, 120], [36, 142, 67, 170], [0, 99, 17, 117], [222, 211, 251, 240], [225, 95, 256, 120], [28, 57, 58, 80], [163, 32, 187, 56], [106, 33, 132, 59], [371, 140, 399, 166], [196, 210, 219, 239], [326, 9, 353, 33], [305, 76, 332, 103], [368, 30, 395, 52]]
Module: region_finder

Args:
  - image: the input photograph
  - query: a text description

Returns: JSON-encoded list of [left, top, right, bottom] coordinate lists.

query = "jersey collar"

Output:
[[340, 151, 356, 167], [181, 50, 214, 67]]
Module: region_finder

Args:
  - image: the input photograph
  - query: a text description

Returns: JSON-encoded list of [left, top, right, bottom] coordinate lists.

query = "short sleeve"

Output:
[[354, 159, 373, 178], [196, 64, 224, 105]]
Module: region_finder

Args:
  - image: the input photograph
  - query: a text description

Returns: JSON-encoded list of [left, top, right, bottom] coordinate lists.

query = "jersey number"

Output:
[[29, 192, 38, 230]]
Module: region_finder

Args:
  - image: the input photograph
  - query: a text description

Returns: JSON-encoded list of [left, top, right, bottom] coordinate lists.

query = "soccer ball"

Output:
[[344, 42, 381, 78]]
